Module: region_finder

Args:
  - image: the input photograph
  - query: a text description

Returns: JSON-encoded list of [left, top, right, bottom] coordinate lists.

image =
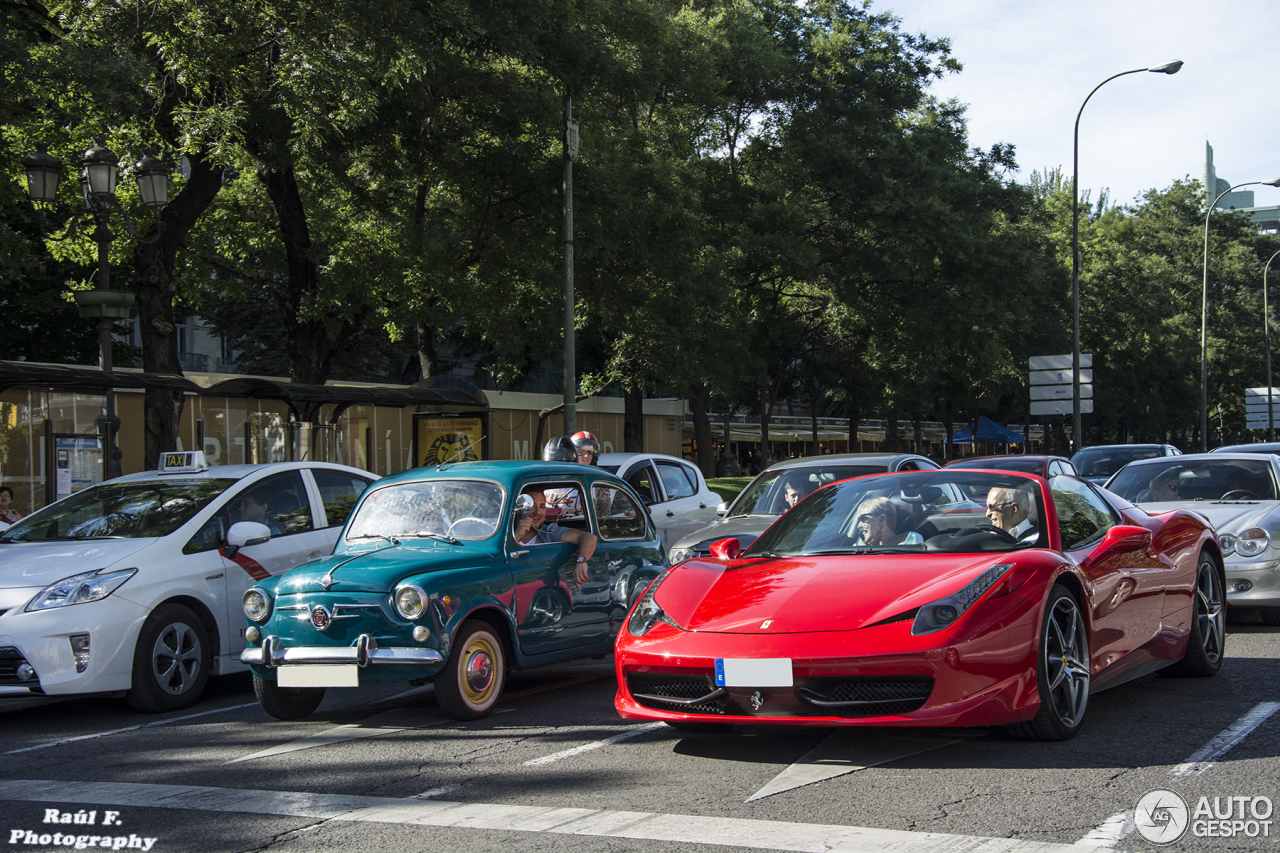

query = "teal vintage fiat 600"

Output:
[[240, 460, 666, 720]]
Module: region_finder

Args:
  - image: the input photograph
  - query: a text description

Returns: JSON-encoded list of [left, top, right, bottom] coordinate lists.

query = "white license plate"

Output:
[[715, 658, 792, 687], [277, 665, 359, 688]]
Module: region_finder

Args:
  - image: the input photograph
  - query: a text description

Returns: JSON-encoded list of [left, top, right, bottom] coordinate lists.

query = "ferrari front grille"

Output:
[[798, 676, 933, 716], [627, 673, 726, 715]]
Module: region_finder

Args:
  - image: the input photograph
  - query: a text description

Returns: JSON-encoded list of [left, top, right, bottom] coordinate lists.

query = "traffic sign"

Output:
[[1028, 354, 1092, 371], [1031, 399, 1094, 416], [1031, 369, 1093, 386], [1031, 385, 1094, 401]]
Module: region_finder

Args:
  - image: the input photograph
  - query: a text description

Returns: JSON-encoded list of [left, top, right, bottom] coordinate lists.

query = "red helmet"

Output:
[[571, 430, 601, 465]]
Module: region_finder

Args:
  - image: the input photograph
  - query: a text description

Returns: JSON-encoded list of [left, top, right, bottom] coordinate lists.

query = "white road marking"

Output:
[[224, 707, 517, 764], [1, 703, 260, 756], [523, 723, 667, 766], [746, 728, 981, 801], [1074, 812, 1131, 848], [1075, 701, 1280, 846], [1171, 700, 1280, 776], [0, 779, 1116, 853]]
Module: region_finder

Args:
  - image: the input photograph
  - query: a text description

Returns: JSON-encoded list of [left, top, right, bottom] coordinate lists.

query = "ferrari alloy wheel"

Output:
[[125, 604, 210, 713], [253, 675, 326, 720], [1009, 586, 1090, 741], [1165, 552, 1225, 677], [435, 621, 506, 720]]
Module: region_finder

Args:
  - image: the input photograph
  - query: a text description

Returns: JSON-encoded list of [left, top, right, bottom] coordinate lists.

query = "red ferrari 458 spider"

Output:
[[614, 469, 1224, 740]]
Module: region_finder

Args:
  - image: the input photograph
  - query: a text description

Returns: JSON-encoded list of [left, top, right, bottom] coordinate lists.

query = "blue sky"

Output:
[[874, 0, 1280, 208]]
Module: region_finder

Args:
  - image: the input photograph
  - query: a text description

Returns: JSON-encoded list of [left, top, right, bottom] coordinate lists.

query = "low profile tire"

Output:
[[1260, 609, 1280, 627], [434, 621, 506, 720], [1165, 552, 1225, 677], [253, 675, 326, 720], [1007, 585, 1090, 741], [125, 604, 210, 713]]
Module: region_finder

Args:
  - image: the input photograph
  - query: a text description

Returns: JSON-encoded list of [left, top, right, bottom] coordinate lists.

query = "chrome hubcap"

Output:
[[1045, 597, 1089, 727], [465, 650, 494, 693]]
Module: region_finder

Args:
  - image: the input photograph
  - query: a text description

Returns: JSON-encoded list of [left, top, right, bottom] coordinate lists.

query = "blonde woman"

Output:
[[854, 497, 923, 546]]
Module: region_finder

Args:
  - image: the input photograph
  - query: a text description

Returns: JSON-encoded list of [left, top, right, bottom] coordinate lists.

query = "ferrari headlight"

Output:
[[668, 548, 695, 564], [395, 584, 427, 620], [242, 588, 272, 623], [912, 563, 1014, 636], [1235, 528, 1270, 558], [25, 569, 137, 612], [1219, 533, 1237, 557], [627, 570, 679, 636]]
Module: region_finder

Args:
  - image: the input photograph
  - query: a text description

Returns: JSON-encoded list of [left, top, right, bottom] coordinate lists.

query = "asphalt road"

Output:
[[1, 614, 1278, 853]]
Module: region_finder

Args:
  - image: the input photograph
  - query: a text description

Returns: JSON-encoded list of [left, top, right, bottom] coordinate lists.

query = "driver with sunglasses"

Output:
[[984, 486, 1038, 543]]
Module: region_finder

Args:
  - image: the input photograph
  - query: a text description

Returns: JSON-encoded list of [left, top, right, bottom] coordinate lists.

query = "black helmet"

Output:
[[542, 436, 577, 462], [571, 430, 601, 465]]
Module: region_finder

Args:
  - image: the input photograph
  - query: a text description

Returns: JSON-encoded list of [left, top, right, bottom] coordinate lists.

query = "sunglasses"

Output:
[[985, 501, 1014, 513], [856, 514, 882, 525]]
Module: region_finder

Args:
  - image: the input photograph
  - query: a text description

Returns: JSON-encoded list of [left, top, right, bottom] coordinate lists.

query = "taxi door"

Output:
[[187, 471, 332, 659]]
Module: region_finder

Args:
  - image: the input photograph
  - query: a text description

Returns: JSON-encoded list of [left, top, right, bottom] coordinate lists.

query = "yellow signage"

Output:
[[417, 418, 483, 466]]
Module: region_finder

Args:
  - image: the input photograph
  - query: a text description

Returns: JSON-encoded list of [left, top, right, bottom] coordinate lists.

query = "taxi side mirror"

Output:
[[715, 502, 728, 517], [225, 521, 271, 560]]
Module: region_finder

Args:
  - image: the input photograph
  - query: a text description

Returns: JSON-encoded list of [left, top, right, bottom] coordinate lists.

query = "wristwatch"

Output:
[[575, 555, 587, 563]]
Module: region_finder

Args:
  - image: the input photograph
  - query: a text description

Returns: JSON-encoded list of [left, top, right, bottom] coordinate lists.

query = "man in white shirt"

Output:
[[985, 486, 1038, 543]]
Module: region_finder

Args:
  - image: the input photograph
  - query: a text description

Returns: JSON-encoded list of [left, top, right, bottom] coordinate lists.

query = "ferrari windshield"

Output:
[[731, 464, 886, 516], [347, 479, 505, 541], [1107, 458, 1277, 503], [746, 470, 1045, 556], [0, 479, 234, 541]]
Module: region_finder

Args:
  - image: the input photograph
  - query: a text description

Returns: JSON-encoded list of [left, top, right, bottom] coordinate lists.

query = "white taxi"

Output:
[[0, 452, 375, 711]]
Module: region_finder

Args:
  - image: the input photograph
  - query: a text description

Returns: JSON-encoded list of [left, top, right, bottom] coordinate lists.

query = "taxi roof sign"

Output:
[[159, 451, 209, 473]]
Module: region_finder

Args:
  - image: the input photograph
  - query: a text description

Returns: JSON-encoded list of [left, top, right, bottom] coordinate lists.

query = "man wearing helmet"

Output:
[[542, 435, 578, 462], [571, 431, 601, 465]]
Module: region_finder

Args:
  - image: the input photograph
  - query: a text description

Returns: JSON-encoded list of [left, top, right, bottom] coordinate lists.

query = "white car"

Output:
[[0, 453, 376, 711], [595, 452, 723, 551]]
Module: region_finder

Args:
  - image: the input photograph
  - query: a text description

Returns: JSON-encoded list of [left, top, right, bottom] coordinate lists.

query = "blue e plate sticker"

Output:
[[715, 658, 793, 687]]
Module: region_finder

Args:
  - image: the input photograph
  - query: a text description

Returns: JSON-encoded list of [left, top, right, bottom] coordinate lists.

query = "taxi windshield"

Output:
[[347, 479, 505, 541], [746, 470, 1043, 556], [0, 479, 235, 541]]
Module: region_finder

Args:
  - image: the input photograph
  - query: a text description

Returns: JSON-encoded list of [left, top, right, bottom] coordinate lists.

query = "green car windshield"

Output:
[[0, 479, 235, 541], [347, 480, 505, 541]]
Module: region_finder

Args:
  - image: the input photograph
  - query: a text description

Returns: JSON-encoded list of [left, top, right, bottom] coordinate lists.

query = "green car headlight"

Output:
[[242, 588, 272, 623], [395, 584, 427, 620]]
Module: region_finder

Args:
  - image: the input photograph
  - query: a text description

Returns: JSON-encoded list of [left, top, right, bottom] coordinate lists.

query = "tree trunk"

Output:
[[131, 148, 223, 468], [416, 322, 438, 380], [688, 383, 714, 478], [624, 386, 644, 452]]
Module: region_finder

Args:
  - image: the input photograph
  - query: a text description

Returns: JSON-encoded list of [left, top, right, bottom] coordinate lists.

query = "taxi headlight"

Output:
[[395, 585, 427, 620], [912, 563, 1014, 636], [1235, 528, 1270, 558], [242, 588, 272, 623], [25, 568, 137, 612]]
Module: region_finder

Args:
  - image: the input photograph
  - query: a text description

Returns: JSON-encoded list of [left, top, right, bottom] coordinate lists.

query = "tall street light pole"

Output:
[[1071, 60, 1182, 455], [1262, 249, 1280, 441], [1201, 177, 1280, 451], [24, 139, 169, 481], [562, 93, 580, 436]]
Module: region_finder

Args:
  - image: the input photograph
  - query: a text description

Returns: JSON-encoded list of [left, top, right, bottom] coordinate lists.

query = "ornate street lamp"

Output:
[[1071, 60, 1182, 454], [23, 138, 169, 481], [1200, 177, 1280, 451]]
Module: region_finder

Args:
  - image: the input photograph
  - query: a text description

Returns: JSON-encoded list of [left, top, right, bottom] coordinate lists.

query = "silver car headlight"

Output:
[[668, 547, 695, 564], [242, 588, 273, 623], [1219, 533, 1237, 557], [912, 564, 1013, 636], [25, 568, 137, 612], [1235, 528, 1270, 558], [395, 584, 428, 620]]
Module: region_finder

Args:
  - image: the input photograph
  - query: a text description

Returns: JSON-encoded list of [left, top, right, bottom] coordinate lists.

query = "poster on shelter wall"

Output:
[[417, 417, 483, 466]]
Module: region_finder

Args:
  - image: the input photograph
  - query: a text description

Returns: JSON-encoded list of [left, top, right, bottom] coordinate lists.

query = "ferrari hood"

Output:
[[656, 553, 1004, 634], [0, 539, 155, 589], [1141, 501, 1278, 534], [274, 543, 499, 595]]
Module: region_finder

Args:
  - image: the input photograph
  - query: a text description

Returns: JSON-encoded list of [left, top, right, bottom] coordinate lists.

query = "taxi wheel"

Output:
[[125, 604, 210, 712], [434, 621, 505, 721], [253, 675, 326, 720]]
